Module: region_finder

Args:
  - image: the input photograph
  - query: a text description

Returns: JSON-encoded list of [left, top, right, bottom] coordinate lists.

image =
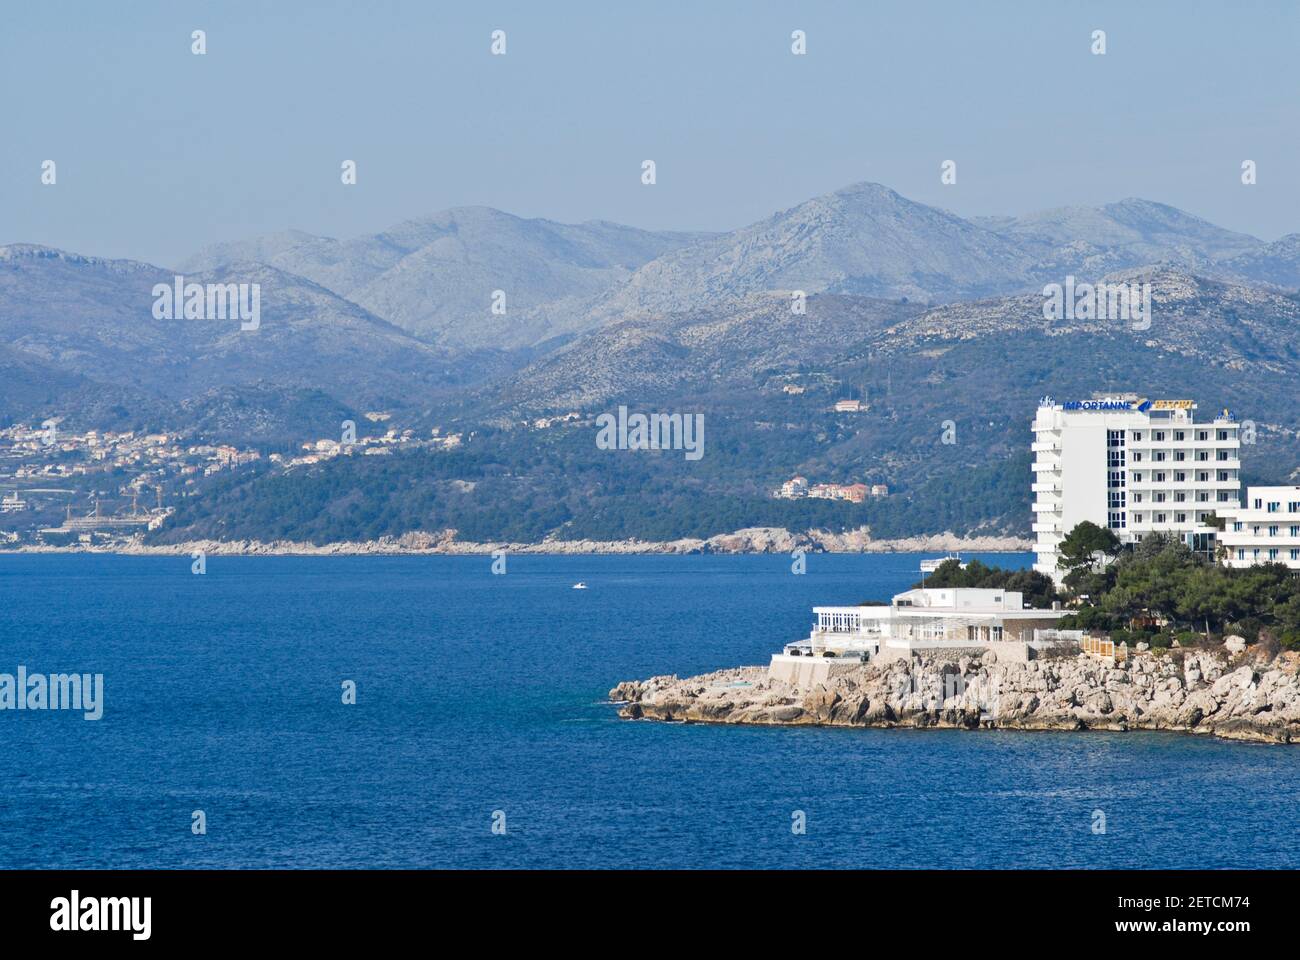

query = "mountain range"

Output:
[[180, 209, 710, 350], [5, 181, 1299, 542]]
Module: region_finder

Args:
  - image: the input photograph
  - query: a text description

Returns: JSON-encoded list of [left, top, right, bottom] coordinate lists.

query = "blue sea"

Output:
[[1, 552, 1297, 869]]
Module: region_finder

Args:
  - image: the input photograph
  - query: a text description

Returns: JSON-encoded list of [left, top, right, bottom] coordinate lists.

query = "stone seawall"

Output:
[[610, 648, 1300, 744]]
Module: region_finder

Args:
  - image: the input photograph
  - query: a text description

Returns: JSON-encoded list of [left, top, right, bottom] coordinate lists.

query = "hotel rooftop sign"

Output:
[[1061, 399, 1134, 411], [1058, 398, 1196, 412]]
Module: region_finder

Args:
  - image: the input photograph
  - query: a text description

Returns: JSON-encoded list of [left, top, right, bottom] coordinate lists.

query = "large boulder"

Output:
[[608, 680, 644, 702]]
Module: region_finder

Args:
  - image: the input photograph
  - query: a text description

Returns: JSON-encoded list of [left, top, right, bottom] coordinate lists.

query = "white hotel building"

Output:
[[1219, 487, 1300, 569], [1032, 395, 1241, 580]]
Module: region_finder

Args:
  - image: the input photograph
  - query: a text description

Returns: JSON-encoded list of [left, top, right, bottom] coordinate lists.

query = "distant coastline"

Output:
[[2, 526, 1031, 557]]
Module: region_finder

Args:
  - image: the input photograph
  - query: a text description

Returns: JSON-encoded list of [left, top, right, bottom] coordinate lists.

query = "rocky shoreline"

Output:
[[4, 526, 1031, 557], [610, 647, 1300, 744]]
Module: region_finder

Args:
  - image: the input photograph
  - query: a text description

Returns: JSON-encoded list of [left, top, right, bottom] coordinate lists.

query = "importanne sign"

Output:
[[1061, 399, 1134, 411], [1060, 398, 1196, 412]]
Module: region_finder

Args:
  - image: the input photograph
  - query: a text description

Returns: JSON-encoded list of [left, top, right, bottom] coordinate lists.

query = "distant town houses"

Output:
[[779, 476, 809, 498], [0, 416, 468, 548], [278, 426, 463, 470], [530, 412, 581, 430], [774, 476, 887, 502], [0, 424, 260, 484]]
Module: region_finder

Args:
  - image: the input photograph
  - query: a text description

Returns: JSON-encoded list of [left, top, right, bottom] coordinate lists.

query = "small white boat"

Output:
[[572, 582, 588, 590], [919, 554, 966, 574]]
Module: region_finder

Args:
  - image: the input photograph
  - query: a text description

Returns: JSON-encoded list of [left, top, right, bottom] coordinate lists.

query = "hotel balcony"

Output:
[[1221, 530, 1300, 544], [1127, 477, 1239, 490], [1031, 481, 1061, 494], [1138, 458, 1242, 471], [1031, 520, 1061, 534], [1031, 501, 1061, 514], [1031, 461, 1062, 474], [1129, 437, 1239, 449], [1030, 440, 1061, 454]]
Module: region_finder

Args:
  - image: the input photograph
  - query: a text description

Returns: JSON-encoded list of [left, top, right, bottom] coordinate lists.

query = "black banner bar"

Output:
[[0, 869, 1272, 945]]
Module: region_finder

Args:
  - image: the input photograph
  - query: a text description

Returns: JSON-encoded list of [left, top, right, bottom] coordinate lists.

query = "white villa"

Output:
[[769, 587, 1070, 685]]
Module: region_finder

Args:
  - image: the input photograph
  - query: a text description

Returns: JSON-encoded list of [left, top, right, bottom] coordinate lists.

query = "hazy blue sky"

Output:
[[4, 0, 1298, 266]]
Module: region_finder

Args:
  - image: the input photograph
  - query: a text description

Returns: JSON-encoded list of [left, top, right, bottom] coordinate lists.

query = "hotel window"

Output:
[[1155, 492, 1166, 503], [1108, 491, 1126, 508], [1155, 472, 1166, 483], [1253, 526, 1262, 535], [1238, 549, 1246, 560], [1176, 513, 1187, 524], [1270, 549, 1280, 560], [1133, 513, 1144, 523], [1290, 502, 1300, 513], [1133, 472, 1143, 482], [1154, 451, 1166, 462], [1269, 502, 1281, 513], [1174, 451, 1185, 461], [1197, 430, 1208, 441], [1292, 549, 1299, 561], [1218, 492, 1232, 502], [1255, 498, 1263, 509], [1218, 472, 1230, 482], [1197, 492, 1209, 502], [1131, 452, 1143, 463], [1270, 525, 1280, 536], [1133, 493, 1143, 503], [1197, 451, 1209, 461], [1197, 472, 1209, 481], [1131, 431, 1143, 441], [1291, 526, 1299, 537], [1234, 522, 1243, 531], [1107, 470, 1125, 488], [1217, 451, 1231, 461], [1174, 431, 1185, 441], [1218, 430, 1230, 440], [1174, 472, 1186, 482], [1107, 430, 1125, 445], [1175, 493, 1186, 503], [1156, 513, 1167, 523], [1108, 512, 1126, 529], [1154, 431, 1165, 441]]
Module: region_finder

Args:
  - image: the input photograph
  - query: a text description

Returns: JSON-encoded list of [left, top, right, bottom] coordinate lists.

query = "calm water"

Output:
[[1, 551, 1297, 869]]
